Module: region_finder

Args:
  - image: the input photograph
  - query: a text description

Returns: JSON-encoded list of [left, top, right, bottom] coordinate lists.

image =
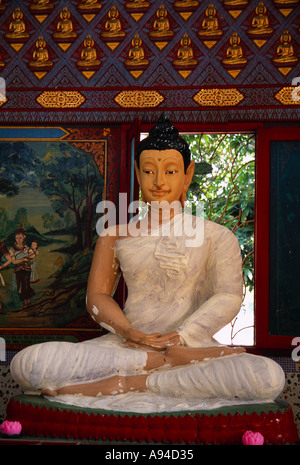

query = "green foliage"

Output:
[[182, 133, 255, 292]]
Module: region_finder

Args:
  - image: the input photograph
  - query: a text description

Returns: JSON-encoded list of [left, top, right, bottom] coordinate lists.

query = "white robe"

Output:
[[10, 213, 285, 413]]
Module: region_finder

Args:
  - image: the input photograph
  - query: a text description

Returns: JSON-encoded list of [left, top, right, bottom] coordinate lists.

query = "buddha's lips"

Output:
[[150, 190, 170, 196]]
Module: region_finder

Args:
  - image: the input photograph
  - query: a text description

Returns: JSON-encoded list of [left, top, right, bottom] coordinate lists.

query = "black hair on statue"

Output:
[[136, 113, 191, 172]]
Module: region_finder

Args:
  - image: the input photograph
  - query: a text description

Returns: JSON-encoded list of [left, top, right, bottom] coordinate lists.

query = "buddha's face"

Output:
[[135, 149, 194, 206]]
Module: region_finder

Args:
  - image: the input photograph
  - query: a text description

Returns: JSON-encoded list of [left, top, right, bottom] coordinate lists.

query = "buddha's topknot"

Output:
[[136, 113, 191, 172]]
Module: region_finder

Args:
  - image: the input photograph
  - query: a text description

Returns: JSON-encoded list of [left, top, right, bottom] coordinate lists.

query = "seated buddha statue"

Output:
[[53, 7, 77, 40], [5, 7, 29, 40], [222, 32, 247, 65], [29, 36, 53, 68], [174, 0, 199, 8], [149, 5, 174, 38], [78, 0, 102, 10], [223, 0, 248, 6], [173, 34, 197, 67], [101, 6, 125, 39], [273, 30, 298, 64], [77, 35, 101, 67], [274, 0, 299, 4], [0, 0, 5, 11], [125, 34, 149, 67], [198, 4, 223, 37], [248, 2, 273, 36], [10, 114, 285, 413], [126, 0, 150, 9], [29, 0, 54, 11]]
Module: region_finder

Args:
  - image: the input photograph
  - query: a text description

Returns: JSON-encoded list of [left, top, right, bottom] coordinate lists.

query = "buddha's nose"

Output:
[[154, 169, 165, 188]]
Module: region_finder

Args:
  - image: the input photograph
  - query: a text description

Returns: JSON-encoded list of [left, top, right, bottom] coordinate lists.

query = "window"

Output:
[[182, 133, 255, 346]]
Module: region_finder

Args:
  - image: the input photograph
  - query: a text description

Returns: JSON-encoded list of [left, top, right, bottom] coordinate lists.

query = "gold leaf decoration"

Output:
[[275, 87, 300, 105], [37, 91, 86, 108], [114, 90, 164, 108], [193, 88, 244, 107]]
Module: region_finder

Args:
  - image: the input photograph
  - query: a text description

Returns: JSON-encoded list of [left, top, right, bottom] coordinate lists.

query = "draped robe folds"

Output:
[[10, 212, 285, 413]]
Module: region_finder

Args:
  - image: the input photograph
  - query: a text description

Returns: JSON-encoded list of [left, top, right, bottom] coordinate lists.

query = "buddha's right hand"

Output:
[[122, 327, 162, 347]]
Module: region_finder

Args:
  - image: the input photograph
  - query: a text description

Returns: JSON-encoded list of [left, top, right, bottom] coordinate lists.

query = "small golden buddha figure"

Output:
[[223, 0, 248, 6], [174, 0, 199, 8], [101, 6, 125, 38], [198, 4, 223, 37], [77, 35, 101, 67], [248, 2, 273, 36], [149, 5, 174, 38], [274, 0, 299, 4], [30, 0, 54, 11], [222, 32, 247, 65], [173, 34, 197, 67], [29, 36, 53, 68], [78, 0, 102, 10], [0, 0, 6, 11], [125, 34, 149, 67], [5, 7, 29, 39], [273, 30, 298, 64], [126, 0, 150, 9], [53, 7, 77, 39]]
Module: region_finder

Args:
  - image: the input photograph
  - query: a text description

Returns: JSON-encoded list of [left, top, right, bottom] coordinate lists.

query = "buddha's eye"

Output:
[[166, 170, 177, 174]]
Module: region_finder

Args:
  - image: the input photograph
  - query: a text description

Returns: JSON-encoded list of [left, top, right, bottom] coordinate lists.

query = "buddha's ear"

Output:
[[180, 161, 195, 208], [134, 161, 146, 203], [134, 161, 141, 186]]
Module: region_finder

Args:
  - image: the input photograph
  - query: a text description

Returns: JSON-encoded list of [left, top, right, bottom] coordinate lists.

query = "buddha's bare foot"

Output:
[[42, 389, 57, 397], [42, 376, 126, 397], [41, 374, 148, 398], [165, 345, 246, 367]]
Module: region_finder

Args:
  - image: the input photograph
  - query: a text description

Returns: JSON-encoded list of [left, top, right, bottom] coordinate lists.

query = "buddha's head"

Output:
[[135, 113, 195, 207]]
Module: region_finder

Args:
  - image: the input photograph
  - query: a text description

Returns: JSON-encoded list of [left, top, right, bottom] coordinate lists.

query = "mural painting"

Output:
[[0, 128, 107, 336]]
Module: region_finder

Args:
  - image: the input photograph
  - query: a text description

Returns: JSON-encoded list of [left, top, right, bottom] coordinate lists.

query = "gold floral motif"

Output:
[[114, 90, 164, 108], [193, 88, 244, 107], [275, 87, 300, 105], [37, 91, 86, 108]]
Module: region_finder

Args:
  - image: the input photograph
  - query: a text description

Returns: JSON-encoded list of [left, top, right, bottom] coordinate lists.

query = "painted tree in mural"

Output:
[[39, 142, 103, 252], [0, 141, 40, 238], [0, 140, 103, 324]]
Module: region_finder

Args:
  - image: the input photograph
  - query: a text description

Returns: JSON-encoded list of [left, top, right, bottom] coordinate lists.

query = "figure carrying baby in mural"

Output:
[[8, 227, 37, 308], [11, 115, 285, 412]]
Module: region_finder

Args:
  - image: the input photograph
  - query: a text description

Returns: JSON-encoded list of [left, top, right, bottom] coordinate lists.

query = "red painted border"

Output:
[[6, 397, 299, 445]]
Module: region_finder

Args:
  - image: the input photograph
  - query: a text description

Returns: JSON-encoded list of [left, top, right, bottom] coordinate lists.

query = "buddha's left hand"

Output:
[[124, 331, 182, 351]]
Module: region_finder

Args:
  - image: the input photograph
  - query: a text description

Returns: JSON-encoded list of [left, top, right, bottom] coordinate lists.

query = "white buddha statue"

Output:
[[10, 114, 285, 413]]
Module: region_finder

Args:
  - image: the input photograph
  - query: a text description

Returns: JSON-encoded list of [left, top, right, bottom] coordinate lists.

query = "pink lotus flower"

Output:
[[242, 430, 264, 445], [0, 420, 22, 436]]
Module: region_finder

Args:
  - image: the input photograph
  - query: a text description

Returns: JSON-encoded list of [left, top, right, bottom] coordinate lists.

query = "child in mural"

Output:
[[0, 240, 12, 312], [28, 240, 39, 284], [9, 227, 35, 308]]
